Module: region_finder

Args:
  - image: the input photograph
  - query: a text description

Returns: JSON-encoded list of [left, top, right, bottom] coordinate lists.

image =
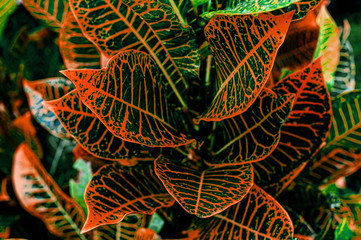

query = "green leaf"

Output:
[[70, 159, 93, 214], [0, 0, 17, 37], [196, 12, 293, 122], [201, 0, 298, 19], [335, 218, 353, 240], [148, 212, 164, 233], [12, 144, 87, 240], [82, 163, 174, 233], [61, 50, 194, 147], [270, 0, 323, 21], [70, 0, 200, 108], [155, 155, 253, 218], [23, 78, 74, 139], [45, 90, 154, 162], [313, 5, 340, 88], [22, 0, 69, 32], [325, 90, 361, 151], [209, 89, 294, 166], [190, 185, 294, 239], [59, 11, 101, 70]]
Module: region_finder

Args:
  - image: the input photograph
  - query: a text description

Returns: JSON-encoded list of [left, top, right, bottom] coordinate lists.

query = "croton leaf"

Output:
[[197, 12, 293, 122], [59, 11, 101, 70], [23, 78, 75, 139], [22, 0, 69, 32], [61, 50, 193, 147], [209, 88, 294, 166], [273, 8, 319, 75], [93, 215, 146, 240], [190, 185, 293, 239], [0, 0, 17, 37], [82, 163, 174, 233], [155, 155, 253, 218], [253, 59, 332, 196], [335, 218, 353, 240], [69, 0, 200, 108], [337, 193, 361, 226], [313, 5, 340, 87], [325, 90, 361, 151], [284, 207, 316, 240], [45, 89, 154, 162], [201, 0, 298, 19], [158, 0, 198, 28], [270, 0, 323, 21], [300, 148, 361, 186], [331, 21, 356, 97], [12, 144, 87, 239]]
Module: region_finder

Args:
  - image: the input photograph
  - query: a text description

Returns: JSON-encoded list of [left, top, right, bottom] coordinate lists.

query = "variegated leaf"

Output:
[[190, 185, 294, 239], [313, 5, 340, 87], [45, 90, 154, 162], [155, 155, 253, 217], [209, 89, 294, 166], [59, 11, 101, 69], [253, 59, 332, 196], [270, 0, 323, 21], [201, 0, 298, 19], [70, 0, 200, 108], [23, 78, 74, 139], [0, 0, 17, 37], [325, 90, 361, 151], [82, 163, 174, 233], [12, 144, 87, 240], [300, 148, 361, 186], [61, 50, 193, 147], [22, 0, 69, 32], [285, 207, 316, 240], [93, 215, 146, 240], [197, 12, 293, 122]]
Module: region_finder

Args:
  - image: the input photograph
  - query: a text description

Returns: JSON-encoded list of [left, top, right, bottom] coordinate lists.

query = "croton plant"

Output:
[[1, 0, 361, 239]]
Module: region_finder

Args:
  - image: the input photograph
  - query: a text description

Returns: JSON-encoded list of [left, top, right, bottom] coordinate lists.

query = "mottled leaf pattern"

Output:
[[197, 12, 293, 122], [191, 185, 294, 239], [210, 89, 294, 166], [254, 59, 332, 195], [270, 0, 322, 21], [61, 50, 193, 147], [23, 78, 74, 139], [325, 90, 361, 151], [70, 0, 200, 107], [45, 90, 154, 162], [155, 156, 253, 217], [22, 0, 69, 32], [12, 144, 87, 240], [59, 11, 101, 69], [202, 0, 298, 19], [0, 0, 17, 37], [82, 163, 174, 233], [300, 148, 361, 186], [313, 5, 340, 87], [93, 215, 146, 240]]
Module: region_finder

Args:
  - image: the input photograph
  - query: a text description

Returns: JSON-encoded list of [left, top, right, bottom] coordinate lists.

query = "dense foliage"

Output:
[[1, 0, 361, 239]]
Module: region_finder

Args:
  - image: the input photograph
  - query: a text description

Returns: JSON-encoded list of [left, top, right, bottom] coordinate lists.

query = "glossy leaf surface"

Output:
[[45, 90, 154, 161], [155, 156, 253, 217], [270, 0, 322, 21], [202, 0, 298, 19], [0, 0, 16, 37], [210, 89, 294, 166], [22, 0, 69, 32], [313, 5, 340, 87], [70, 0, 200, 107], [198, 12, 293, 122], [254, 59, 332, 195], [300, 148, 361, 186], [23, 78, 74, 139], [61, 50, 193, 147], [93, 215, 146, 240], [12, 144, 87, 240], [83, 163, 174, 233], [191, 185, 293, 239], [59, 11, 101, 70], [325, 90, 361, 151]]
